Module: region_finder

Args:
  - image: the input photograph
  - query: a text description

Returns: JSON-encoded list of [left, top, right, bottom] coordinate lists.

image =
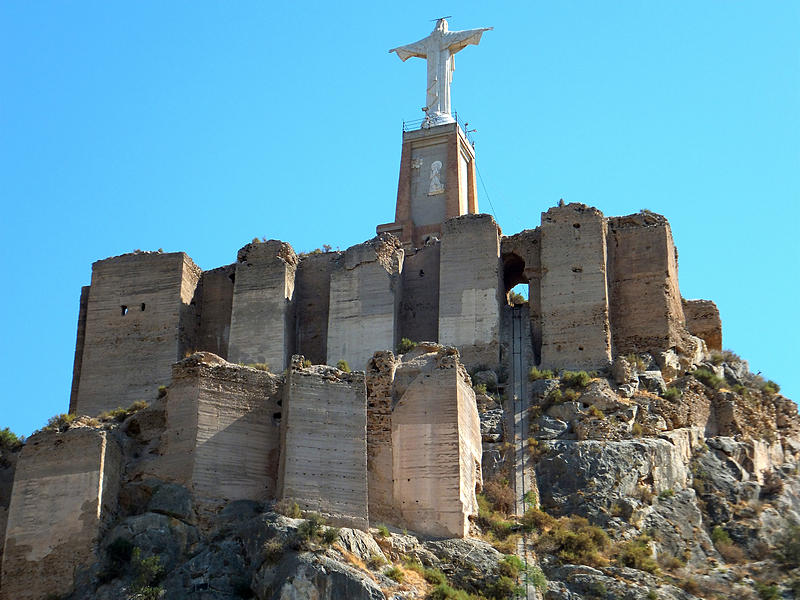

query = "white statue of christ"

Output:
[[390, 18, 492, 126]]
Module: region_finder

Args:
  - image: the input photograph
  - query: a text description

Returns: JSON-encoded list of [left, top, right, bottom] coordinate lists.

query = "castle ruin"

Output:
[[0, 19, 728, 599]]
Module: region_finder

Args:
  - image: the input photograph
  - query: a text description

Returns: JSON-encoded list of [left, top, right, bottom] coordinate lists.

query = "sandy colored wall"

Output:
[[75, 252, 201, 417], [229, 241, 297, 371], [197, 264, 235, 359], [156, 353, 282, 510], [68, 285, 90, 414], [0, 447, 20, 591], [295, 252, 339, 365], [607, 213, 685, 354], [438, 214, 501, 368], [365, 351, 397, 523], [682, 299, 722, 351], [0, 428, 120, 600], [539, 204, 612, 370], [399, 243, 440, 344], [326, 236, 403, 370], [279, 363, 368, 530], [391, 354, 481, 538]]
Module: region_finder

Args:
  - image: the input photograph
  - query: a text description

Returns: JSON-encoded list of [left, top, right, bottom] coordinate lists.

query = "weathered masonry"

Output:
[[70, 203, 721, 419]]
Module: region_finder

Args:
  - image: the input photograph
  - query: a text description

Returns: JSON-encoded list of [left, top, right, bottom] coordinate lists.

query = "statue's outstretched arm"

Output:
[[443, 27, 492, 54], [389, 39, 428, 61]]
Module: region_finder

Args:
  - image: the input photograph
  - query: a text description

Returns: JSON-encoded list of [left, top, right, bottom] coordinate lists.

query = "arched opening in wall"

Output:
[[502, 253, 528, 305]]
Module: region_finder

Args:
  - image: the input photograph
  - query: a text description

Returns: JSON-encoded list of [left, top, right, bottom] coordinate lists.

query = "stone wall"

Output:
[[326, 235, 403, 370], [539, 204, 612, 370], [399, 243, 440, 343], [0, 446, 20, 590], [295, 252, 340, 365], [229, 240, 298, 372], [278, 361, 369, 530], [682, 299, 722, 351], [196, 264, 235, 359], [607, 213, 685, 354], [391, 348, 482, 538], [74, 252, 202, 417], [68, 285, 90, 414], [0, 428, 120, 600], [438, 214, 502, 368], [156, 353, 282, 510], [365, 351, 397, 523]]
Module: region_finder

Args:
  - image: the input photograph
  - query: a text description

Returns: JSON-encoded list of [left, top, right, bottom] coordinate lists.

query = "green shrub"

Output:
[[262, 538, 285, 563], [561, 371, 591, 389], [497, 554, 524, 579], [762, 380, 780, 394], [321, 527, 340, 546], [0, 427, 23, 451], [625, 353, 647, 372], [521, 507, 556, 533], [397, 337, 417, 354], [486, 575, 522, 599], [429, 583, 474, 600], [563, 388, 580, 402], [529, 366, 555, 381], [662, 386, 681, 401], [42, 413, 77, 433], [423, 567, 447, 585], [535, 515, 610, 567], [631, 423, 644, 437], [157, 385, 168, 399], [692, 368, 723, 389], [274, 499, 302, 518], [775, 525, 800, 568], [711, 526, 731, 545], [658, 489, 675, 500], [754, 581, 780, 600], [302, 358, 312, 368], [131, 547, 165, 596], [527, 565, 547, 592], [367, 553, 387, 569], [99, 536, 134, 582], [710, 352, 724, 366], [297, 513, 326, 544], [474, 383, 488, 395], [385, 566, 404, 582], [617, 534, 658, 573], [483, 479, 515, 515], [247, 363, 270, 371], [523, 490, 538, 509], [587, 405, 604, 419], [376, 524, 390, 538], [336, 360, 351, 373]]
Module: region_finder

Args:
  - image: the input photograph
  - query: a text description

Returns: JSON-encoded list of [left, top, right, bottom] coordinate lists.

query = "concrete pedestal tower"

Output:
[[378, 122, 478, 247], [378, 18, 490, 247]]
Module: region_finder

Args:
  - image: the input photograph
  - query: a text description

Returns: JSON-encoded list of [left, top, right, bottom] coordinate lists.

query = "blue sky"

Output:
[[1, 1, 798, 436]]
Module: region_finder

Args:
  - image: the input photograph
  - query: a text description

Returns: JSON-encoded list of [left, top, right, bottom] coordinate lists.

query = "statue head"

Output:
[[434, 18, 449, 33]]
